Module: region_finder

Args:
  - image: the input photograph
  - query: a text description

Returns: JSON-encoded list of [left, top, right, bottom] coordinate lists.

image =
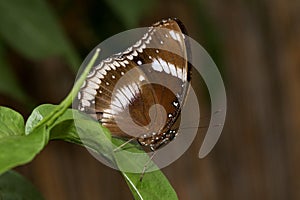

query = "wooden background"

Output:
[[1, 0, 299, 199]]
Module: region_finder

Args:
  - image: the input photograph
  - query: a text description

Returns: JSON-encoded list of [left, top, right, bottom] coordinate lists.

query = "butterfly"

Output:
[[76, 18, 191, 152]]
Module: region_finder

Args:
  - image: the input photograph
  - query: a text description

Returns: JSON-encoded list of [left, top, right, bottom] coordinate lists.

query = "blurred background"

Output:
[[0, 0, 299, 199]]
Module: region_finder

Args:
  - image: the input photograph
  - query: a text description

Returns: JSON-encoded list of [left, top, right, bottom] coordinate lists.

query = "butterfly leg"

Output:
[[113, 137, 137, 152], [139, 151, 157, 181]]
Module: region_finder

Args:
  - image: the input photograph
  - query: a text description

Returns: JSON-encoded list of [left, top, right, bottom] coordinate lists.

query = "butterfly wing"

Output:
[[76, 18, 191, 149], [131, 19, 191, 148]]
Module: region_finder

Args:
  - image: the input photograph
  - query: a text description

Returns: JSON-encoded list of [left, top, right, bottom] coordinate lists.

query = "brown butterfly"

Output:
[[76, 18, 191, 151]]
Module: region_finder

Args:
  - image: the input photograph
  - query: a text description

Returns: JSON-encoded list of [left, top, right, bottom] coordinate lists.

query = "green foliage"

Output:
[[122, 171, 178, 200], [0, 0, 157, 106], [0, 48, 99, 175], [189, 0, 223, 68], [104, 0, 157, 28], [0, 0, 80, 70], [0, 107, 178, 199], [0, 107, 47, 174], [111, 139, 178, 199], [0, 170, 44, 200], [0, 0, 81, 105]]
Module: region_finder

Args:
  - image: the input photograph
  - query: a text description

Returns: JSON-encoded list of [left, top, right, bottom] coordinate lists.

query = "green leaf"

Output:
[[104, 0, 157, 27], [0, 170, 44, 200], [25, 104, 73, 135], [0, 49, 101, 173], [112, 139, 178, 200], [0, 107, 24, 138], [46, 106, 178, 199], [0, 0, 80, 70], [50, 119, 82, 145], [0, 107, 48, 175], [25, 104, 112, 154], [0, 49, 100, 173], [122, 171, 178, 200], [50, 107, 114, 161], [24, 104, 178, 199]]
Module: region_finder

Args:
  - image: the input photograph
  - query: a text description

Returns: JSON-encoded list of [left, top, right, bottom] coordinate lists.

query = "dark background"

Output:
[[0, 0, 299, 199]]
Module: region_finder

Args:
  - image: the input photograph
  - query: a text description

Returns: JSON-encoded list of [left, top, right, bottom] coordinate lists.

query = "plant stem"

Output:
[[32, 48, 100, 131]]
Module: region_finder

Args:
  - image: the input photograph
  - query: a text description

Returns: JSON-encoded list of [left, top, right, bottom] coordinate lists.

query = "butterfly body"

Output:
[[77, 18, 191, 151]]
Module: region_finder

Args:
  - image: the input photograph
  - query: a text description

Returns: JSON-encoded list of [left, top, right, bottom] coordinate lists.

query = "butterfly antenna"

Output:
[[180, 109, 224, 129], [180, 124, 223, 130]]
